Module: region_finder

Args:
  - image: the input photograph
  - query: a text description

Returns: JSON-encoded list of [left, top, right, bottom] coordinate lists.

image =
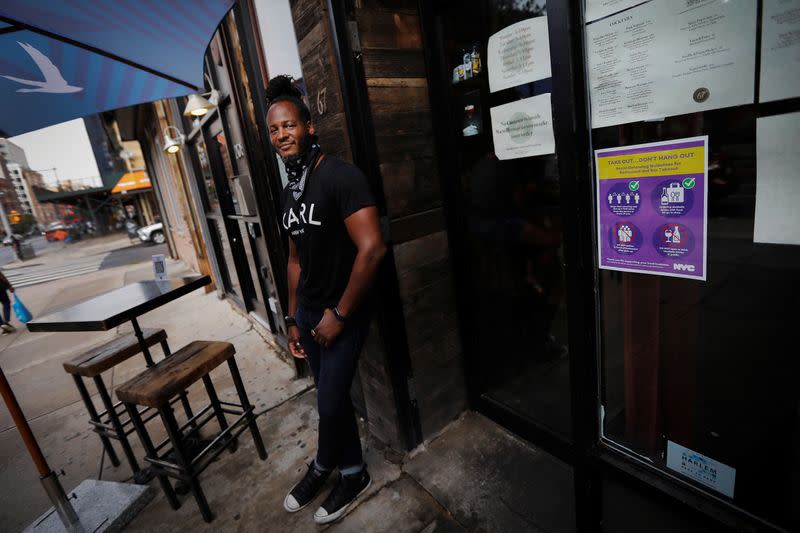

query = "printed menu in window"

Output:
[[586, 0, 757, 128]]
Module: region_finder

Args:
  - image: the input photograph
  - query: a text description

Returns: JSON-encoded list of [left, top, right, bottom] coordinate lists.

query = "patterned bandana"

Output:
[[283, 143, 321, 201]]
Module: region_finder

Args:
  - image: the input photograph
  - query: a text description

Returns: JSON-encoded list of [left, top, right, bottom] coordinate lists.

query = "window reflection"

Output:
[[596, 107, 800, 527], [195, 139, 220, 212], [439, 0, 572, 438]]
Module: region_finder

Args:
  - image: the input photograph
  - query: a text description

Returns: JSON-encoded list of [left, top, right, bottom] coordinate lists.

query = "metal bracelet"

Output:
[[332, 306, 346, 323]]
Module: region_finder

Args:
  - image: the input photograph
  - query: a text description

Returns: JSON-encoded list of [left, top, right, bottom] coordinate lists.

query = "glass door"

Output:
[[202, 116, 265, 317], [195, 26, 287, 330], [191, 126, 244, 304], [431, 0, 573, 443]]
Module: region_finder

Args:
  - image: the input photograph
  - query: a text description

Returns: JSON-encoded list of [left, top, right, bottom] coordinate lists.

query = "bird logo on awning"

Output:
[[1, 42, 83, 94]]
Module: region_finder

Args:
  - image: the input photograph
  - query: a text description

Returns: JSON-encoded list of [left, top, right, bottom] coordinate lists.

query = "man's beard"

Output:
[[280, 133, 312, 165]]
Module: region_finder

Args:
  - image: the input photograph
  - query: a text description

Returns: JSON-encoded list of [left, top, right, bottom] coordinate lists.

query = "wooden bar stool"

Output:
[[62, 328, 194, 483], [116, 340, 267, 522]]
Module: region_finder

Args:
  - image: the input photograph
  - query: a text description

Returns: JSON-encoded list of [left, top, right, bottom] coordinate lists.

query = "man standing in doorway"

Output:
[[266, 75, 386, 525]]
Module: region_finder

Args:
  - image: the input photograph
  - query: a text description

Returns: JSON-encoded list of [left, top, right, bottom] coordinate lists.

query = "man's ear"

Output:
[[307, 122, 316, 136]]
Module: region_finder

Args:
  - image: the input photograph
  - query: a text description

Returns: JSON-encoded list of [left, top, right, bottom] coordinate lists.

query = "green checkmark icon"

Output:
[[682, 177, 696, 189], [629, 181, 639, 191]]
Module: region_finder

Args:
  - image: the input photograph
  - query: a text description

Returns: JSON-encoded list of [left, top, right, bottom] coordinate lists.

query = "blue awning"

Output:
[[0, 0, 235, 137]]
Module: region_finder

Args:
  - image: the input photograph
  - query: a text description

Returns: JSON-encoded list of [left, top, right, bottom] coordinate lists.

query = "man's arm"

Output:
[[312, 206, 386, 347], [337, 206, 386, 317], [286, 239, 304, 358]]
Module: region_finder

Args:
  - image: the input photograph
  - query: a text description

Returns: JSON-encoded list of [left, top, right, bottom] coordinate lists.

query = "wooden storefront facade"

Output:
[[124, 1, 799, 531]]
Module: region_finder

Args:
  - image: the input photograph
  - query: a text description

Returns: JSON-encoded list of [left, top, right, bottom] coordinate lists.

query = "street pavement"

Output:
[[1, 236, 166, 289], [0, 233, 573, 533], [3, 255, 108, 289], [0, 236, 55, 267]]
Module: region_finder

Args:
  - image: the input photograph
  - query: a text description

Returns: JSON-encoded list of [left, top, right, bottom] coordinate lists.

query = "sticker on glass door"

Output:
[[595, 136, 708, 280], [666, 440, 736, 498]]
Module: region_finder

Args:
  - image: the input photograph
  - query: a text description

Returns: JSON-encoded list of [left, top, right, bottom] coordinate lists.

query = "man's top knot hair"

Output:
[[265, 75, 302, 103], [266, 75, 311, 124]]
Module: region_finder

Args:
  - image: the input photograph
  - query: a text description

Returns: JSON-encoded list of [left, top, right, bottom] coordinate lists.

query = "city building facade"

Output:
[[22, 168, 60, 225]]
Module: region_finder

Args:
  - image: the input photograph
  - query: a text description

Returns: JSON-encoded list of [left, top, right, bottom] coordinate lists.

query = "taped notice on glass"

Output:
[[487, 17, 551, 93], [754, 112, 800, 245], [586, 0, 757, 128], [490, 94, 555, 160], [759, 0, 800, 103], [667, 440, 736, 498], [595, 136, 708, 280]]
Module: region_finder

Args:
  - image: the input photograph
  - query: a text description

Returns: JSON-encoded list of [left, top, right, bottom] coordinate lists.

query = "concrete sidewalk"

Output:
[[0, 250, 575, 533]]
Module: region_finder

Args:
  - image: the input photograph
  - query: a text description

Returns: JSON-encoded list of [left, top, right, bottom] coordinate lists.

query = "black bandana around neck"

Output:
[[284, 143, 321, 201]]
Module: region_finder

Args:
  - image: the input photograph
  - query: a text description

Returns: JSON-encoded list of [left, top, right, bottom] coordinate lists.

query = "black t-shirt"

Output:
[[281, 156, 376, 309]]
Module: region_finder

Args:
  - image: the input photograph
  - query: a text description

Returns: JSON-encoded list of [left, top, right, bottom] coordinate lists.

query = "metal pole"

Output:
[[0, 366, 80, 528]]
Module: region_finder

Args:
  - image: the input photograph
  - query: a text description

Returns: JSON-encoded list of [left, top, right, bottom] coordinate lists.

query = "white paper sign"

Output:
[[759, 0, 800, 102], [754, 112, 800, 245], [585, 0, 647, 23], [666, 441, 736, 498], [490, 94, 555, 160], [586, 0, 757, 128], [152, 254, 167, 281], [488, 17, 551, 93]]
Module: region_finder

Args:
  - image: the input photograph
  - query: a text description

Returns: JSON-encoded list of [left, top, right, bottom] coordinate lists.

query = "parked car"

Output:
[[137, 222, 165, 244], [42, 222, 70, 242]]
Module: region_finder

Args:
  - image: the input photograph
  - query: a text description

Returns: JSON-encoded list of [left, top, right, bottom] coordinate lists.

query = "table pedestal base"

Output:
[[23, 479, 153, 533]]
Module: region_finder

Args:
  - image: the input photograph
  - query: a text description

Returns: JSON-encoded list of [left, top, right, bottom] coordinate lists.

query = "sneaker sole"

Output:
[[313, 477, 372, 525], [283, 493, 314, 513]]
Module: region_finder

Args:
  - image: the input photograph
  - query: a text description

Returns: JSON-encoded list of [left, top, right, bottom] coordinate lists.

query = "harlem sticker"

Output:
[[595, 136, 708, 280], [666, 440, 736, 498]]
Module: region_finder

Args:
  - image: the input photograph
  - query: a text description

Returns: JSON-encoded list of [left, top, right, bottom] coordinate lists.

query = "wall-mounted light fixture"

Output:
[[162, 125, 185, 154], [183, 89, 221, 117], [183, 74, 221, 117]]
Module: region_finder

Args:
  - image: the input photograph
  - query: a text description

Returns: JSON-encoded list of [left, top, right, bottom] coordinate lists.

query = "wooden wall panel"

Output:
[[356, 8, 421, 49], [379, 158, 441, 218], [392, 230, 467, 437], [356, 6, 468, 441], [362, 49, 427, 78]]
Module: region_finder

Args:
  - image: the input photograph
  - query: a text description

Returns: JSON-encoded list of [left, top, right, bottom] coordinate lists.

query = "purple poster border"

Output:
[[595, 140, 705, 158], [595, 136, 708, 281]]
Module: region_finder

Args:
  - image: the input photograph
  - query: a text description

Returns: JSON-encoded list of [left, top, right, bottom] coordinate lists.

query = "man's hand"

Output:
[[312, 309, 345, 348], [287, 325, 306, 359]]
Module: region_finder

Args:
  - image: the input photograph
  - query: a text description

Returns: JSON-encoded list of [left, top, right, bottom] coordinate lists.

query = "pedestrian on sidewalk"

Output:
[[267, 75, 387, 525], [10, 234, 22, 261], [0, 271, 17, 333]]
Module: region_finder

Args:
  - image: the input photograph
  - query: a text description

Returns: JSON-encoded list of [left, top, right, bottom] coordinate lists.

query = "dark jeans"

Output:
[[295, 304, 371, 470], [0, 290, 9, 324]]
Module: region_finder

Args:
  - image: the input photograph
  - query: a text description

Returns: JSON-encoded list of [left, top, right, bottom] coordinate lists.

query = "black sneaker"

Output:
[[313, 468, 371, 524], [283, 462, 331, 513]]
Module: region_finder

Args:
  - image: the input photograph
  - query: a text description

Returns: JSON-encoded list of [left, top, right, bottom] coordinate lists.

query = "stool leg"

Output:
[[93, 376, 141, 477], [131, 317, 155, 367], [160, 405, 214, 522], [72, 375, 120, 467], [126, 403, 180, 510], [161, 339, 196, 428], [227, 358, 267, 461], [201, 375, 229, 434]]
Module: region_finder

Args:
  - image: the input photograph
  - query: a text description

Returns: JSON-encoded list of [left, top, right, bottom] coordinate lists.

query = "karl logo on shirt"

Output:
[[283, 202, 322, 235]]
